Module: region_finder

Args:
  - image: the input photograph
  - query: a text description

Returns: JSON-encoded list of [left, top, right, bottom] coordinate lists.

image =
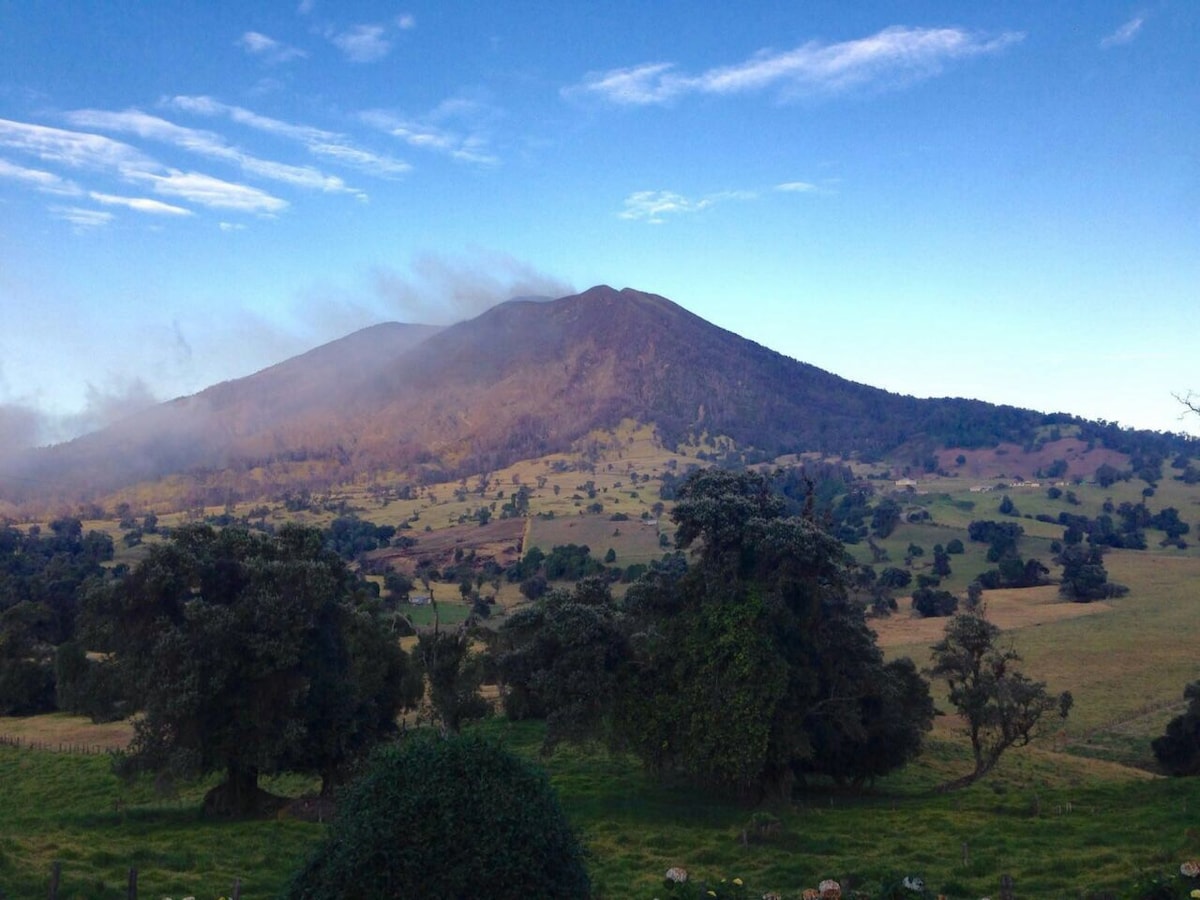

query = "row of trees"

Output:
[[497, 470, 1069, 796], [2, 469, 1090, 815]]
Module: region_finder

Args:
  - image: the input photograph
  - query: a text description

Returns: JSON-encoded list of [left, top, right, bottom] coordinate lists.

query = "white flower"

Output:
[[665, 866, 689, 884], [1183, 860, 1200, 877], [903, 875, 926, 891]]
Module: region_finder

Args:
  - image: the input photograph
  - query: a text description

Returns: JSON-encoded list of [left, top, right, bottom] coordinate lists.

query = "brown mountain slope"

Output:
[[9, 284, 1174, 507]]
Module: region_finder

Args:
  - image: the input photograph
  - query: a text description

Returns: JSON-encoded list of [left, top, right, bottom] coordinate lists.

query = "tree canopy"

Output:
[[1151, 681, 1200, 776], [88, 523, 420, 814], [501, 469, 934, 799], [285, 733, 590, 900]]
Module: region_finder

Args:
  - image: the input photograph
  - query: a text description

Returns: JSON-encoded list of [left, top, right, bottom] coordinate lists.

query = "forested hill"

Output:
[[4, 285, 1193, 506]]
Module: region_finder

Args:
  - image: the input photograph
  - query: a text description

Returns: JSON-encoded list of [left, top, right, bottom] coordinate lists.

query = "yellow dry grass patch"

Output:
[[871, 585, 1112, 650], [0, 712, 133, 751]]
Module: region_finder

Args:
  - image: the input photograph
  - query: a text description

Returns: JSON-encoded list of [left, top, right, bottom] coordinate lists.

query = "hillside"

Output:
[[3, 285, 1193, 511]]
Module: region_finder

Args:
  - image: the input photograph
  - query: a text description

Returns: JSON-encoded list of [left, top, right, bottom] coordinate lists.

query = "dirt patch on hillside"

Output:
[[937, 439, 1128, 481], [367, 517, 526, 574], [872, 585, 1113, 650]]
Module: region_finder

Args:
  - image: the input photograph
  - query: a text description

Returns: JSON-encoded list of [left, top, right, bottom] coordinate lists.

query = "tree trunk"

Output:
[[203, 764, 270, 816]]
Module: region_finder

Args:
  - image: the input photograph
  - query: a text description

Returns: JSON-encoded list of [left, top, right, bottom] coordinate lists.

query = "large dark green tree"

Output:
[[90, 523, 420, 814], [1151, 681, 1200, 776], [503, 469, 933, 800], [623, 470, 933, 798], [929, 612, 1072, 790], [498, 577, 628, 750]]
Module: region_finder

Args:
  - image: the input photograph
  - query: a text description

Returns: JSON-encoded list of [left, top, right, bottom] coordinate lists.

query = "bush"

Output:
[[285, 733, 590, 899]]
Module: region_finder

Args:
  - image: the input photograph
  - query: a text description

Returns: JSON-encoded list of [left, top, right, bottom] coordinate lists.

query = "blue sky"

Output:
[[1, 1, 1197, 455]]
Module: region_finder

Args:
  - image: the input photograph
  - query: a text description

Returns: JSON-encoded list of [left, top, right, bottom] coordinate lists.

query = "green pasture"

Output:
[[3, 717, 1199, 899]]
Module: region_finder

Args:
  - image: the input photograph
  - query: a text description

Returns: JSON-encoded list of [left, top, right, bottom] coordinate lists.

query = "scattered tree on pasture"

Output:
[[1057, 543, 1128, 601], [929, 611, 1072, 790]]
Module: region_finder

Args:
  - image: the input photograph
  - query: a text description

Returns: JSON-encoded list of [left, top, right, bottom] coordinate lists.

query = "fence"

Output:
[[45, 863, 244, 900], [0, 733, 111, 755]]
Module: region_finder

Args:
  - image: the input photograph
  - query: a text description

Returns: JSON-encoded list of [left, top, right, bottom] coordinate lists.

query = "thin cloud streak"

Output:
[[1100, 16, 1145, 48], [89, 191, 192, 215], [620, 181, 815, 223], [361, 105, 498, 166], [568, 25, 1024, 105], [51, 205, 113, 229], [66, 108, 360, 196], [168, 95, 412, 177], [0, 117, 155, 172], [0, 157, 80, 194]]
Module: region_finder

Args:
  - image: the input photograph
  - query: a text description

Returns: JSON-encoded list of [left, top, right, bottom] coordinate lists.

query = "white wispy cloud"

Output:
[[0, 115, 290, 215], [1100, 16, 1145, 49], [136, 171, 287, 213], [237, 31, 307, 64], [219, 221, 247, 231], [0, 117, 154, 172], [361, 98, 499, 166], [619, 190, 718, 223], [51, 205, 114, 229], [0, 157, 80, 194], [775, 181, 818, 193], [89, 191, 192, 215], [621, 181, 823, 223], [331, 24, 392, 62], [65, 108, 359, 195], [168, 95, 412, 177], [568, 25, 1024, 105], [396, 14, 416, 30]]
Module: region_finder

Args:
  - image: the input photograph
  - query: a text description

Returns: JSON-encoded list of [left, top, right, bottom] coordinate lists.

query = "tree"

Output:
[[929, 612, 1072, 790], [498, 578, 627, 749], [92, 524, 419, 815], [414, 613, 488, 734], [871, 498, 902, 538], [617, 469, 932, 799], [285, 734, 590, 899], [1152, 681, 1200, 775], [1058, 543, 1128, 601]]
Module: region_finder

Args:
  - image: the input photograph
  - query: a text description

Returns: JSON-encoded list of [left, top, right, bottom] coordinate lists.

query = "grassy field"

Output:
[[2, 715, 1198, 899], [9, 430, 1200, 896]]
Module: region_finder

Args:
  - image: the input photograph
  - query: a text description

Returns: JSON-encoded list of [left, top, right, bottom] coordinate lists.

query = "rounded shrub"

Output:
[[285, 732, 590, 899]]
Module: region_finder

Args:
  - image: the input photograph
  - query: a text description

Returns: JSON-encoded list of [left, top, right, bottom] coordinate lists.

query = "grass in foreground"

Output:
[[2, 718, 1198, 899]]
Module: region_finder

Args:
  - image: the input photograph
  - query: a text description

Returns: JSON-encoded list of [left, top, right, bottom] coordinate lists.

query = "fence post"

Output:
[[48, 861, 61, 900], [231, 877, 242, 899], [127, 867, 137, 900], [999, 873, 1015, 900]]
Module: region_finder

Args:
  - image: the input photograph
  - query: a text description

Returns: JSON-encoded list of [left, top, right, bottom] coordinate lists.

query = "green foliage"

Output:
[[617, 470, 933, 798], [324, 515, 396, 560], [1058, 544, 1129, 601], [499, 578, 627, 748], [1152, 681, 1200, 776], [911, 587, 958, 618], [543, 543, 604, 581], [89, 523, 419, 813], [415, 620, 488, 734], [285, 733, 590, 900], [0, 521, 118, 714], [929, 612, 1072, 790]]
